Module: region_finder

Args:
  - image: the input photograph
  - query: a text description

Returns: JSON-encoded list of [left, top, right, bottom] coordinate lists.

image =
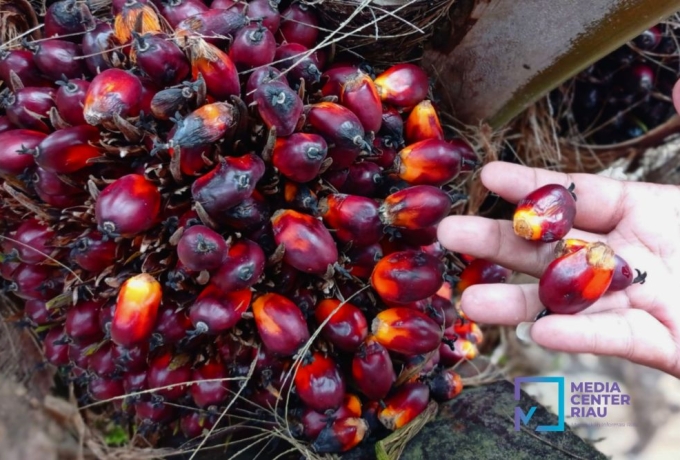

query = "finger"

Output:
[[437, 215, 605, 278], [531, 309, 678, 375], [480, 161, 630, 233], [673, 79, 680, 115], [459, 284, 629, 325]]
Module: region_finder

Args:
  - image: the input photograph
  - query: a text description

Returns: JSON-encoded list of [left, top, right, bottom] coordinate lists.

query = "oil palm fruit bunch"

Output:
[[0, 0, 484, 454], [551, 22, 679, 145]]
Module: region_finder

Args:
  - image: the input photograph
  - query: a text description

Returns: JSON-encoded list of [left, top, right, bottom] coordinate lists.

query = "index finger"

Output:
[[480, 161, 630, 234]]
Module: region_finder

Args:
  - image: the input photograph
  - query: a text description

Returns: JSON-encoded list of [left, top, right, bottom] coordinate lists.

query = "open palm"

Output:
[[437, 161, 680, 378]]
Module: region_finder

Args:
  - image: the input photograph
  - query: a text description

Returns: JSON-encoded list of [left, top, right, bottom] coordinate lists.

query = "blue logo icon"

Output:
[[514, 376, 565, 432]]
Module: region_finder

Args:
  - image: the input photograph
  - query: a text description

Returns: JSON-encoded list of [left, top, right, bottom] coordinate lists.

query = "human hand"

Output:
[[437, 161, 680, 378]]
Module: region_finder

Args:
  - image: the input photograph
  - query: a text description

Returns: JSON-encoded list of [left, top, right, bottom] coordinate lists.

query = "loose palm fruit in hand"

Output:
[[513, 183, 577, 242], [538, 241, 615, 314]]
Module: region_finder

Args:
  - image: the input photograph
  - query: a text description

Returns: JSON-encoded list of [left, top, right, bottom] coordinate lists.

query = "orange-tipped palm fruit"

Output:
[[513, 183, 577, 242], [312, 417, 369, 454], [111, 273, 162, 347], [456, 258, 513, 293], [113, 0, 162, 45], [340, 71, 382, 133], [554, 238, 588, 258], [396, 139, 463, 186], [379, 185, 452, 230], [371, 307, 443, 355], [252, 293, 310, 356], [374, 63, 429, 108], [428, 369, 463, 402], [404, 100, 444, 143], [371, 250, 445, 304], [294, 352, 346, 412], [538, 241, 615, 314], [378, 381, 430, 430]]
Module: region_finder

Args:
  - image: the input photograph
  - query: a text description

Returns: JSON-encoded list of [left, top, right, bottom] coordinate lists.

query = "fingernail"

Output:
[[516, 322, 535, 343]]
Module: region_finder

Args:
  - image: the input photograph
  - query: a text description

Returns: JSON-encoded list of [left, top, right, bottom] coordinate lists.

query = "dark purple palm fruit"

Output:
[[132, 33, 190, 86], [217, 190, 272, 234], [340, 162, 383, 197], [9, 218, 55, 265], [147, 351, 192, 401], [278, 2, 319, 48], [153, 0, 209, 27], [211, 239, 266, 292], [43, 326, 71, 367], [245, 66, 284, 104], [253, 80, 303, 136], [246, 0, 281, 34], [44, 0, 94, 39], [633, 26, 662, 51], [175, 8, 248, 48], [0, 129, 45, 176], [81, 21, 122, 75], [65, 300, 104, 344], [2, 87, 55, 133], [273, 42, 322, 87], [69, 231, 118, 273], [229, 23, 277, 70], [0, 116, 13, 133], [9, 263, 63, 301], [0, 50, 52, 90], [55, 79, 90, 126], [176, 225, 228, 272], [32, 40, 86, 80], [189, 285, 252, 334]]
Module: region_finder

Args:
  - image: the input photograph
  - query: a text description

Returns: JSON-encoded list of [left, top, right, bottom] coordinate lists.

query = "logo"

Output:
[[514, 376, 565, 432]]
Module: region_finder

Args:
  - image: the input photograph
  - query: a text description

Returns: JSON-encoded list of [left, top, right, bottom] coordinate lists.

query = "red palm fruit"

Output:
[[152, 304, 192, 346], [272, 133, 328, 183], [396, 138, 463, 186], [340, 71, 382, 133], [295, 352, 345, 412], [230, 23, 276, 69], [218, 190, 271, 233], [340, 162, 383, 197], [32, 40, 85, 81], [345, 243, 383, 280], [89, 377, 125, 401], [177, 225, 228, 272], [319, 194, 383, 247], [438, 337, 478, 367], [83, 69, 143, 128], [0, 50, 51, 90], [4, 87, 55, 133], [111, 273, 162, 347], [396, 225, 438, 246], [252, 292, 310, 356], [454, 319, 484, 344], [271, 209, 338, 274], [189, 285, 252, 334], [313, 417, 369, 454], [55, 79, 89, 126], [315, 299, 368, 352], [513, 183, 577, 242], [180, 411, 215, 439], [212, 239, 266, 292], [170, 101, 238, 148], [211, 0, 245, 10], [450, 138, 478, 171], [112, 342, 149, 372], [278, 2, 319, 48], [539, 242, 615, 314], [457, 258, 512, 293], [154, 0, 209, 27], [380, 185, 452, 229], [69, 231, 118, 272], [10, 263, 62, 300], [131, 33, 190, 86], [10, 218, 55, 265], [88, 342, 117, 377], [44, 326, 70, 367], [147, 352, 192, 401], [372, 307, 443, 355], [96, 174, 161, 237], [81, 22, 121, 75], [45, 0, 93, 38], [322, 168, 350, 190], [252, 345, 287, 376], [0, 129, 43, 175], [351, 336, 395, 400], [254, 80, 303, 136], [306, 102, 369, 170], [379, 381, 429, 430], [302, 394, 362, 438], [175, 8, 247, 47], [245, 66, 284, 104], [371, 250, 445, 304], [374, 63, 429, 108], [191, 153, 265, 217], [190, 358, 230, 407], [428, 369, 463, 402], [30, 125, 102, 174], [405, 100, 444, 143], [274, 43, 322, 86], [113, 0, 162, 45], [24, 299, 57, 326], [246, 0, 281, 33], [189, 40, 240, 100], [135, 399, 176, 424], [65, 301, 103, 344], [608, 254, 646, 291], [68, 340, 94, 369], [320, 65, 358, 98]]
